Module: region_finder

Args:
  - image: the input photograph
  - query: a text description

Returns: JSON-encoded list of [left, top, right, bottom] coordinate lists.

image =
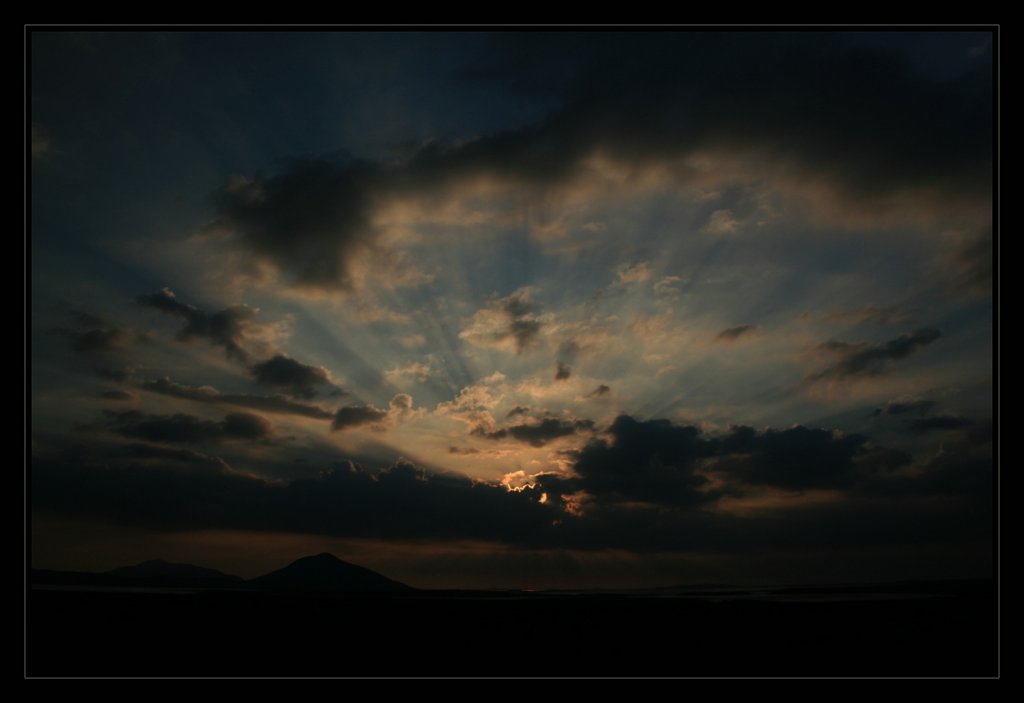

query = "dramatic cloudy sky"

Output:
[[30, 30, 995, 588]]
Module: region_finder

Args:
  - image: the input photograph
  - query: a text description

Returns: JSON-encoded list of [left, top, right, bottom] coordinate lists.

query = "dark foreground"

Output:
[[27, 582, 997, 677]]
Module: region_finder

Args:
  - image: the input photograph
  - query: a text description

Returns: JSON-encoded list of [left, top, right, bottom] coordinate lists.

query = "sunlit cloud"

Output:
[[394, 333, 427, 349], [704, 209, 741, 234], [384, 361, 433, 385], [459, 288, 548, 355], [653, 275, 684, 301], [613, 261, 652, 286], [136, 288, 291, 363], [331, 393, 424, 432], [138, 376, 337, 420]]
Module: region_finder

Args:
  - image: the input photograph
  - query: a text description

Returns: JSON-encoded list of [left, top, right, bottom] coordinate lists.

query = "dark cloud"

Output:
[[543, 415, 719, 506], [871, 401, 975, 435], [475, 417, 595, 447], [33, 452, 557, 544], [95, 365, 136, 382], [105, 410, 274, 444], [120, 443, 233, 471], [715, 325, 757, 343], [557, 340, 581, 362], [331, 405, 389, 432], [864, 430, 992, 499], [182, 306, 261, 361], [136, 288, 262, 362], [907, 415, 974, 434], [502, 291, 539, 319], [140, 377, 335, 420], [212, 159, 381, 291], [52, 327, 141, 354], [506, 405, 531, 418], [221, 413, 275, 440], [951, 226, 993, 295], [818, 340, 862, 354], [99, 390, 135, 401], [538, 415, 907, 504], [448, 446, 480, 455], [502, 291, 544, 353], [588, 384, 611, 398], [204, 35, 990, 298], [249, 354, 338, 399], [136, 287, 195, 316], [853, 447, 914, 477], [966, 419, 993, 445], [873, 399, 937, 417], [557, 341, 581, 378], [808, 328, 942, 382], [33, 411, 991, 554], [68, 309, 109, 328], [712, 425, 868, 490], [824, 306, 913, 325], [509, 319, 542, 352], [462, 33, 991, 202], [905, 445, 992, 498], [52, 305, 150, 356]]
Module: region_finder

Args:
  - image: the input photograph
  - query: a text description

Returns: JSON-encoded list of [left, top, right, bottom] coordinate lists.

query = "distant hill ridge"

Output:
[[108, 559, 242, 582], [33, 553, 412, 592]]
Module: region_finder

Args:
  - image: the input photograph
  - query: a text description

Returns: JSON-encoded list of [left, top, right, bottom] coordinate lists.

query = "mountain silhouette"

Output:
[[32, 560, 243, 589], [249, 553, 412, 592], [108, 560, 242, 582]]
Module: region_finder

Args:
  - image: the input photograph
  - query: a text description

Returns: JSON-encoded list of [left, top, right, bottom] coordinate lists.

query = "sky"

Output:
[[29, 29, 995, 589]]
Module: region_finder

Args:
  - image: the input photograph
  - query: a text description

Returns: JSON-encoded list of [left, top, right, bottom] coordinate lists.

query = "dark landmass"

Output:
[[31, 567, 242, 590], [30, 553, 406, 593], [27, 574, 996, 677], [108, 559, 242, 583], [247, 553, 413, 593]]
